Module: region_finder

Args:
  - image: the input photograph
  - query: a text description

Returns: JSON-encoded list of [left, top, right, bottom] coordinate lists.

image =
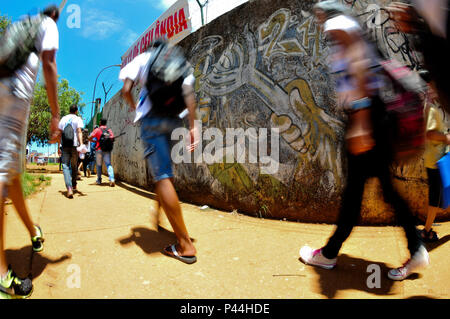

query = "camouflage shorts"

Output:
[[0, 81, 30, 187]]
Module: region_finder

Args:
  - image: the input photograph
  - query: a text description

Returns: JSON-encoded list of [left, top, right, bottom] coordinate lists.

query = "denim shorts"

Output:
[[140, 114, 183, 182]]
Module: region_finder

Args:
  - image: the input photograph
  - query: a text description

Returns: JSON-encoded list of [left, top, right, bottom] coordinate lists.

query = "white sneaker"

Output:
[[299, 246, 337, 270], [388, 245, 430, 281]]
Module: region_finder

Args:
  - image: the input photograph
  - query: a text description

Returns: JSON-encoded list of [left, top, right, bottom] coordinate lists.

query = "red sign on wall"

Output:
[[121, 0, 192, 69]]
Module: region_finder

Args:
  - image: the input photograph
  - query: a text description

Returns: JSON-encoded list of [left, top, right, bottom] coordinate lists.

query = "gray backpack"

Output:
[[0, 14, 44, 78]]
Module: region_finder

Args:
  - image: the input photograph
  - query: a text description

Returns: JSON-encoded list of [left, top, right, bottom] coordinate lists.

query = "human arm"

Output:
[[341, 35, 375, 155], [182, 76, 199, 152], [121, 78, 136, 110], [77, 127, 83, 146], [42, 49, 60, 144], [427, 130, 450, 144], [88, 129, 98, 143]]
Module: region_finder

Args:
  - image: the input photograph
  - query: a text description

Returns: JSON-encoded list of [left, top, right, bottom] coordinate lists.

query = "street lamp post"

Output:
[[196, 0, 209, 26], [90, 64, 121, 122]]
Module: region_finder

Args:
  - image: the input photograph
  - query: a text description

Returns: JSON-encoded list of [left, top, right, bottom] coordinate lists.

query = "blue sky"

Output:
[[1, 0, 176, 153]]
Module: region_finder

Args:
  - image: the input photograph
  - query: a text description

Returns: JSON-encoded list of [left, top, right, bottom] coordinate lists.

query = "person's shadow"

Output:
[[117, 226, 195, 255], [58, 190, 87, 197], [307, 232, 450, 299], [5, 246, 71, 279], [425, 234, 450, 252], [303, 254, 404, 299]]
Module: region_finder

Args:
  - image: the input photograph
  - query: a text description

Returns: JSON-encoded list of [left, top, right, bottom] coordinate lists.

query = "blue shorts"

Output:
[[140, 114, 183, 182]]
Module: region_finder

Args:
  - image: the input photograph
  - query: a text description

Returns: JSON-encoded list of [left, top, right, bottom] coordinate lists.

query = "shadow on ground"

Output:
[[303, 254, 414, 299], [117, 226, 196, 255], [117, 226, 178, 255], [5, 246, 71, 279], [58, 190, 87, 198], [426, 234, 450, 252], [116, 181, 157, 201]]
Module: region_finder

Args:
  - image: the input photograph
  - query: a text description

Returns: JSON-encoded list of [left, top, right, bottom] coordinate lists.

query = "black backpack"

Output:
[[0, 14, 44, 78], [61, 118, 74, 148], [145, 41, 190, 117], [99, 128, 114, 152]]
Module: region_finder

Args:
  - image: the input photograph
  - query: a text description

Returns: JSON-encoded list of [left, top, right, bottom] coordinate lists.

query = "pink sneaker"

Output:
[[299, 246, 337, 270], [388, 245, 429, 281]]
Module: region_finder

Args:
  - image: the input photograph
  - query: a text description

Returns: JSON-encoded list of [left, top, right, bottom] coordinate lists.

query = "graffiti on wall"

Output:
[[348, 0, 422, 69], [186, 7, 345, 206], [102, 0, 431, 221], [103, 95, 148, 186]]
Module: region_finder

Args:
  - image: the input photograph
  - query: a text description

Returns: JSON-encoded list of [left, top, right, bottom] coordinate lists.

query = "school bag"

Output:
[[378, 59, 427, 163], [145, 41, 191, 117], [99, 128, 114, 152], [61, 118, 74, 148], [0, 14, 44, 78]]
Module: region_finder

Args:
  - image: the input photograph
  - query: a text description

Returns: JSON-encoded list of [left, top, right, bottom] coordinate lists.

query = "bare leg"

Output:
[[8, 175, 37, 238], [155, 178, 196, 256], [424, 205, 439, 232], [0, 182, 8, 276]]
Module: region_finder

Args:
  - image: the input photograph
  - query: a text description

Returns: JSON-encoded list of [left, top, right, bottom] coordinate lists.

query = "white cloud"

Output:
[[81, 9, 124, 40], [120, 29, 139, 48]]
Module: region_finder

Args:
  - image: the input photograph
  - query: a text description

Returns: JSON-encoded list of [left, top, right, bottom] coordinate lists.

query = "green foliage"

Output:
[[0, 12, 11, 34], [28, 78, 85, 146], [21, 173, 51, 197]]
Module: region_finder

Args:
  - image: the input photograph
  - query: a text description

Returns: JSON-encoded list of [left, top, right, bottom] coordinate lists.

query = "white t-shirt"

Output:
[[11, 16, 59, 101], [119, 51, 195, 123], [58, 114, 85, 147]]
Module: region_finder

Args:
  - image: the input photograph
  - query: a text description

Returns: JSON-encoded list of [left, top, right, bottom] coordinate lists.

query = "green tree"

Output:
[[28, 78, 85, 146], [0, 12, 11, 34]]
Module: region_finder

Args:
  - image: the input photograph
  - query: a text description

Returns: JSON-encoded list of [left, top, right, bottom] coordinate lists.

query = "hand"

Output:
[[386, 2, 421, 33], [187, 126, 200, 153], [445, 134, 450, 145], [49, 115, 60, 144], [58, 148, 62, 156]]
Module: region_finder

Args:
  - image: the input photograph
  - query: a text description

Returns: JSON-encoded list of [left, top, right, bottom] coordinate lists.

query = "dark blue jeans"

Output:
[[62, 147, 78, 189]]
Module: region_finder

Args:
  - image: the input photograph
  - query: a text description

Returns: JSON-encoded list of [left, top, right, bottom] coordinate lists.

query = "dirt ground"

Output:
[[3, 170, 449, 299]]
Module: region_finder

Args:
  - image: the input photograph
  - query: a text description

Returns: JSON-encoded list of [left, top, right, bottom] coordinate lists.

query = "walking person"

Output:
[[120, 39, 198, 264], [0, 5, 60, 298], [299, 1, 428, 281], [388, 1, 450, 114], [419, 70, 450, 242], [58, 104, 84, 198], [88, 134, 97, 175], [88, 119, 116, 187], [81, 129, 92, 177]]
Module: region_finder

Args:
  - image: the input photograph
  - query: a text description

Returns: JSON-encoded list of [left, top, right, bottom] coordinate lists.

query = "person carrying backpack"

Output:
[[0, 5, 60, 299], [88, 119, 115, 187], [119, 39, 198, 264], [299, 0, 428, 281], [58, 104, 84, 198]]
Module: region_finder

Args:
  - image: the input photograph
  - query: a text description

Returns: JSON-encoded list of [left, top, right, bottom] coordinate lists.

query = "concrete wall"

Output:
[[103, 0, 450, 224]]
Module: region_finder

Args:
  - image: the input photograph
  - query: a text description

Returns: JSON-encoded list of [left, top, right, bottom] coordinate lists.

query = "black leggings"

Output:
[[322, 147, 422, 259]]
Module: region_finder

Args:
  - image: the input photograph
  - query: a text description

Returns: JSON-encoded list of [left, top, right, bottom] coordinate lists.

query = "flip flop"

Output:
[[163, 244, 197, 264]]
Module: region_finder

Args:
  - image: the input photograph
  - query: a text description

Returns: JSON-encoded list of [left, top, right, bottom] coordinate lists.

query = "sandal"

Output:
[[162, 244, 197, 264], [419, 228, 439, 243]]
